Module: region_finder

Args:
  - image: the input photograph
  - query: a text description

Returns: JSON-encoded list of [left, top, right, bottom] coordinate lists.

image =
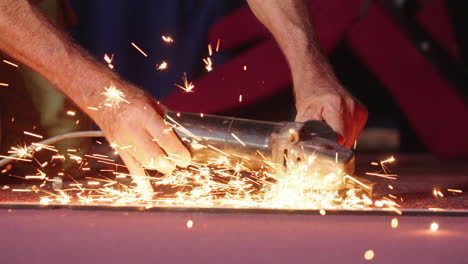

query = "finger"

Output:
[[348, 107, 368, 149], [295, 106, 323, 123], [128, 131, 177, 175], [119, 150, 153, 199], [322, 107, 347, 146], [146, 117, 191, 168]]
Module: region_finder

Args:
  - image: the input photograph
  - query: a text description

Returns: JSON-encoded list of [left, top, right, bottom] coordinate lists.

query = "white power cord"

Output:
[[0, 131, 104, 168]]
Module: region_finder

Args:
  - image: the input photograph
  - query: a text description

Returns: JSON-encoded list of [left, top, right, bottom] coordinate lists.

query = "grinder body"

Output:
[[164, 111, 355, 176]]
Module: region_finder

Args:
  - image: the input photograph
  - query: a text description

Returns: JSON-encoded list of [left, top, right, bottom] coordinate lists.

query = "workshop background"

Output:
[[0, 0, 467, 164], [68, 0, 467, 157]]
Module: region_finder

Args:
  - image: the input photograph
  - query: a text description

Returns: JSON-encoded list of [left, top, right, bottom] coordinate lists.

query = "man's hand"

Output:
[[295, 80, 368, 148], [247, 0, 368, 147], [94, 84, 191, 175]]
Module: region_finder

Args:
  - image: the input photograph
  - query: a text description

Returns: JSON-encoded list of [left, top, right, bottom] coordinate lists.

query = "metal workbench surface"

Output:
[[1, 207, 467, 264]]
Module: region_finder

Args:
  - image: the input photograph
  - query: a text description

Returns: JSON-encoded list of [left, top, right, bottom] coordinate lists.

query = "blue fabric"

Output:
[[69, 0, 244, 99]]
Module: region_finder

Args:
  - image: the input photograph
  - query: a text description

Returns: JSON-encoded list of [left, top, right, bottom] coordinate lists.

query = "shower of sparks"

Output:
[[0, 116, 404, 211], [156, 61, 168, 71], [175, 72, 195, 93], [131, 42, 148, 57], [101, 84, 130, 108], [3, 59, 19, 67], [162, 35, 174, 43], [203, 57, 213, 72], [12, 140, 382, 210], [0, 83, 9, 87], [104, 53, 114, 69]]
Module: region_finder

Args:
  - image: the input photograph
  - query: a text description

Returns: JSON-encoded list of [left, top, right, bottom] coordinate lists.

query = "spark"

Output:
[[429, 222, 439, 232], [156, 61, 168, 71], [131, 42, 148, 57], [87, 106, 99, 111], [32, 143, 58, 153], [0, 155, 31, 162], [319, 209, 326, 215], [3, 59, 18, 67], [162, 35, 174, 43], [391, 218, 398, 228], [243, 65, 247, 71], [175, 73, 195, 93], [119, 145, 133, 150], [67, 111, 76, 116], [103, 53, 114, 69], [364, 250, 374, 260], [433, 187, 443, 198], [87, 181, 100, 186], [0, 83, 9, 87], [381, 156, 395, 164], [186, 220, 193, 228], [365, 172, 397, 180], [239, 95, 243, 102], [215, 38, 221, 52], [231, 133, 246, 147], [203, 57, 213, 72], [101, 83, 130, 108], [24, 131, 43, 139], [9, 145, 32, 158], [25, 173, 46, 180], [208, 43, 213, 56], [447, 188, 462, 193]]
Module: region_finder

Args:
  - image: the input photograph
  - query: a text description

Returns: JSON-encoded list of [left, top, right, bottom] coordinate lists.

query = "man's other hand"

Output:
[[295, 83, 368, 149]]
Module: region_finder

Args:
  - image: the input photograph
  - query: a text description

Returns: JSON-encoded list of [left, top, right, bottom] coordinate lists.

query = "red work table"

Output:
[[1, 206, 467, 264]]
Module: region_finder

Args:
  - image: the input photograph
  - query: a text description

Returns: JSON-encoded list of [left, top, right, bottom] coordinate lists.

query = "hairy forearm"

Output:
[[246, 0, 341, 101], [0, 0, 140, 122]]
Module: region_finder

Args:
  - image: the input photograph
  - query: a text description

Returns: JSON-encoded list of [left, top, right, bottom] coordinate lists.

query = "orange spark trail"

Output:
[[131, 42, 148, 57], [3, 59, 18, 67], [24, 131, 43, 139]]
